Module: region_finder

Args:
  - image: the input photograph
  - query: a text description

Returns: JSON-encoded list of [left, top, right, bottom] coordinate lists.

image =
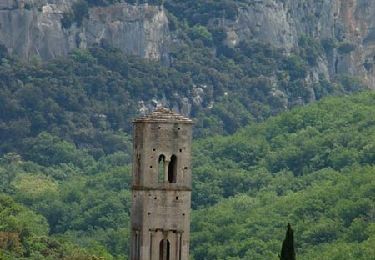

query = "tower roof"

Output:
[[134, 107, 193, 124]]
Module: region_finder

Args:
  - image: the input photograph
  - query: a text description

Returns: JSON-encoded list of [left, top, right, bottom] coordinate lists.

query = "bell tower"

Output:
[[130, 107, 193, 260]]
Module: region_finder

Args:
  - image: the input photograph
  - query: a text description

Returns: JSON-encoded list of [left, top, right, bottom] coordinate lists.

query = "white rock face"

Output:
[[1, 0, 375, 92], [0, 1, 169, 60], [215, 0, 375, 89]]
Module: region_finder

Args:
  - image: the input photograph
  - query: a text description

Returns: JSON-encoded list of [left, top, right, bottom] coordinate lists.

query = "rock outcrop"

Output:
[[0, 0, 169, 60], [0, 0, 374, 90], [217, 0, 375, 89]]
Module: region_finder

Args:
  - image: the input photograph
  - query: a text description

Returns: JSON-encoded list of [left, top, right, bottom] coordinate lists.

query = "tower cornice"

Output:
[[133, 107, 193, 124], [132, 185, 192, 192]]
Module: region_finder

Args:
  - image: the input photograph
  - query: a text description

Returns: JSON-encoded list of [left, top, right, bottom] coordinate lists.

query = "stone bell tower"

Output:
[[130, 107, 193, 260]]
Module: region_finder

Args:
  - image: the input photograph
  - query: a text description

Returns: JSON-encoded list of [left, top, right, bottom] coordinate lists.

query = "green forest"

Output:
[[0, 0, 374, 259], [1, 91, 374, 259]]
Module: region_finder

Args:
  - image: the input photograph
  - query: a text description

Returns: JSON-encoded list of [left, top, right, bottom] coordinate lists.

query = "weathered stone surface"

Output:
[[131, 107, 193, 259], [0, 0, 169, 60]]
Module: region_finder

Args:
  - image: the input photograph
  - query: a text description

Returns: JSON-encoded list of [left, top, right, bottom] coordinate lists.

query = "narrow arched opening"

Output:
[[136, 153, 141, 185], [158, 155, 165, 183], [168, 155, 177, 183], [132, 230, 140, 259], [159, 239, 170, 260]]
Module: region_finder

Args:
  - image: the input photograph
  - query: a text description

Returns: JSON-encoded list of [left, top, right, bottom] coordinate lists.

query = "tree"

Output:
[[280, 223, 296, 260]]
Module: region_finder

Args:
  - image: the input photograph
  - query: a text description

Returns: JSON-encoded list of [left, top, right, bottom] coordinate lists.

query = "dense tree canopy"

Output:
[[1, 0, 367, 159], [0, 1, 372, 258], [0, 92, 374, 259]]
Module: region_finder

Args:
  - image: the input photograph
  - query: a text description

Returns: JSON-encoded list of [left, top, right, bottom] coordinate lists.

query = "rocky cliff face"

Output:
[[0, 0, 374, 89], [0, 0, 169, 60], [218, 0, 375, 89]]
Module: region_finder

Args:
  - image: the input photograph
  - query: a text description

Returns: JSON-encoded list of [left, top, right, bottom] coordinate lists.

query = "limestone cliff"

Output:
[[0, 0, 169, 60], [1, 0, 375, 89], [217, 0, 375, 89]]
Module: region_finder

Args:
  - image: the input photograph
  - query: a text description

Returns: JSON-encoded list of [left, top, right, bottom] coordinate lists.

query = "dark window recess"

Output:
[[159, 239, 170, 260], [136, 154, 141, 185], [168, 155, 177, 183]]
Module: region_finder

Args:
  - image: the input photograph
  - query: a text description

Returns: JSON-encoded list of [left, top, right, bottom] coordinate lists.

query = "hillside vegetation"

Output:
[[0, 0, 367, 160], [191, 92, 375, 258], [0, 1, 372, 258], [0, 92, 374, 259], [0, 42, 364, 158]]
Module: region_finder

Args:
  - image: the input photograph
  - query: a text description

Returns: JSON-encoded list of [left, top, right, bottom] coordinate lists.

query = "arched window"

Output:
[[158, 155, 165, 183], [168, 155, 177, 183], [133, 230, 140, 259], [136, 153, 141, 185], [159, 239, 170, 260]]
